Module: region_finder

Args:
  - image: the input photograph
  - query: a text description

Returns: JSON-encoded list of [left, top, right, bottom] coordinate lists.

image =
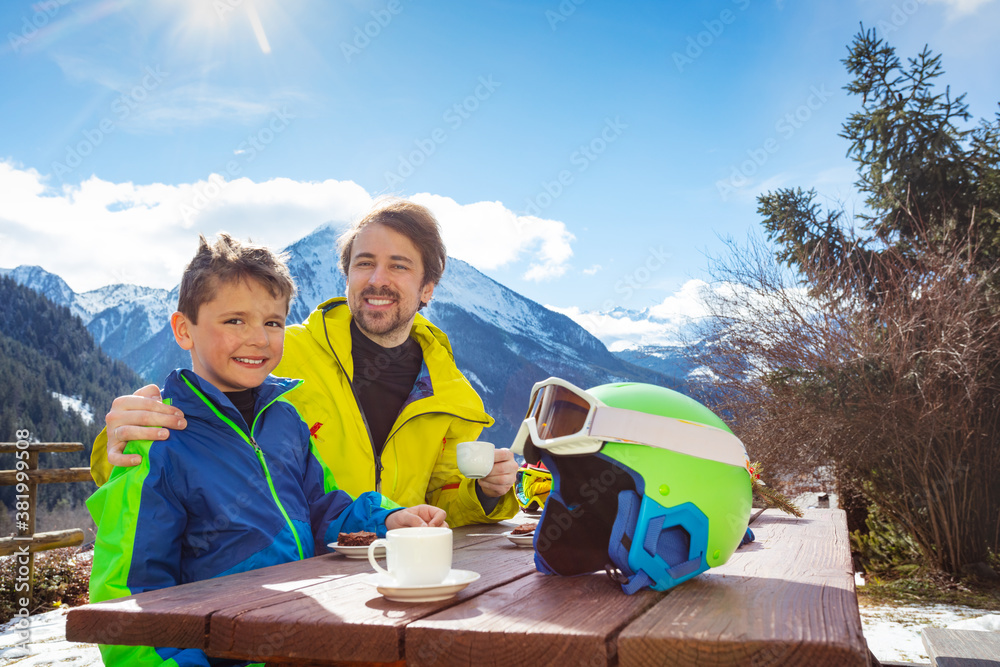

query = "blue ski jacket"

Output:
[[87, 369, 401, 666]]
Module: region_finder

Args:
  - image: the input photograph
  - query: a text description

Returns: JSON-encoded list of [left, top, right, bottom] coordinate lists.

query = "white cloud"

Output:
[[0, 161, 577, 292], [548, 305, 682, 347], [547, 279, 803, 349], [410, 194, 575, 282], [547, 280, 715, 347], [0, 161, 372, 290], [583, 264, 601, 275], [647, 279, 712, 320]]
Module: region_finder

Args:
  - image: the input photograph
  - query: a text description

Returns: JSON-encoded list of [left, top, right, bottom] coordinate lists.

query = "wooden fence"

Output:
[[1, 441, 92, 605]]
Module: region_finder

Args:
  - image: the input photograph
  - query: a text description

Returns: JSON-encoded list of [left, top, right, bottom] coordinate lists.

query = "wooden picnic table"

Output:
[[66, 508, 870, 666]]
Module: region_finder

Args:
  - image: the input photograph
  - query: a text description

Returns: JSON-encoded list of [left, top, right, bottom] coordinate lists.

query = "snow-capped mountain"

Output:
[[0, 264, 174, 358], [0, 265, 78, 314], [3, 223, 682, 447]]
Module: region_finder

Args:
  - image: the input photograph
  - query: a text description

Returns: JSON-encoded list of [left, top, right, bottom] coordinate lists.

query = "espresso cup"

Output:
[[367, 526, 453, 586], [457, 441, 495, 479]]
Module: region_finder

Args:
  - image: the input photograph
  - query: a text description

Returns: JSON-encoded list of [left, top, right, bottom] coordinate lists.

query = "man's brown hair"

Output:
[[177, 233, 296, 323], [338, 198, 447, 293]]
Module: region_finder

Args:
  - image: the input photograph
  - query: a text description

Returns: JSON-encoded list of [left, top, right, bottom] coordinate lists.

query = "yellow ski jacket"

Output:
[[92, 297, 518, 527]]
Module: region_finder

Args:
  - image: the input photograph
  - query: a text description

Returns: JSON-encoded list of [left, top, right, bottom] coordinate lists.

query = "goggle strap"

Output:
[[589, 407, 748, 469]]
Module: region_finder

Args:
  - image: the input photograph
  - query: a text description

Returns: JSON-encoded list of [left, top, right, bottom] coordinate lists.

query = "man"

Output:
[[92, 198, 519, 526]]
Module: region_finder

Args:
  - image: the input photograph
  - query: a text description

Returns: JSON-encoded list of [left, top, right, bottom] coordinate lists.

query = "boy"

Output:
[[87, 234, 445, 666]]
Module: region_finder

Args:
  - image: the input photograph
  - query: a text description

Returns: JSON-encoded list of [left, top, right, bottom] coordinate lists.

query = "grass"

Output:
[[859, 568, 1000, 611]]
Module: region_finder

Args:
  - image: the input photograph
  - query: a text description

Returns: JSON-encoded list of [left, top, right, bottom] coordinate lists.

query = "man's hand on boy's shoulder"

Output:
[[105, 384, 188, 467], [385, 504, 447, 529]]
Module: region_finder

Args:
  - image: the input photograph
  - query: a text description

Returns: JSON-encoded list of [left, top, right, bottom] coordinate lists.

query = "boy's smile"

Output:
[[171, 278, 287, 393]]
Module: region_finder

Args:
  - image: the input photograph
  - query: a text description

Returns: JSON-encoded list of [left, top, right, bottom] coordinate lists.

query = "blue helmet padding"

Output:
[[608, 489, 640, 576], [608, 490, 655, 594], [607, 492, 710, 594], [629, 497, 710, 591]]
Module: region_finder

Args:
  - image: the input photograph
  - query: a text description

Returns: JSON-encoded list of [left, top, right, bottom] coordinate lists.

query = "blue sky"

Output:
[[2, 0, 998, 343]]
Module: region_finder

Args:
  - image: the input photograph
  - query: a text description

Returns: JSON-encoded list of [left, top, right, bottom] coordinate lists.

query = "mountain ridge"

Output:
[[3, 224, 685, 446]]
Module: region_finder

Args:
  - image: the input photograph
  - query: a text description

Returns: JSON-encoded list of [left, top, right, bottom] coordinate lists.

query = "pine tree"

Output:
[[694, 27, 1000, 574], [758, 27, 1000, 300]]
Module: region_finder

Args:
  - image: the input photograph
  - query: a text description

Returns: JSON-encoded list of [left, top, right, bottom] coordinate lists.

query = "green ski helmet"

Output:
[[510, 378, 753, 594]]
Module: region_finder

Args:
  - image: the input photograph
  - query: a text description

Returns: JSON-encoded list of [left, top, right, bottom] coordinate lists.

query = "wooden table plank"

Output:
[[617, 509, 870, 667], [66, 521, 519, 652], [207, 532, 538, 664], [406, 569, 664, 667], [69, 511, 870, 667], [66, 553, 373, 648], [922, 627, 1000, 666]]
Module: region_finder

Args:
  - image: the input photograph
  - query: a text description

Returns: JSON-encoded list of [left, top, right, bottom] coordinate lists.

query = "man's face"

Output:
[[346, 223, 435, 347], [171, 278, 286, 393]]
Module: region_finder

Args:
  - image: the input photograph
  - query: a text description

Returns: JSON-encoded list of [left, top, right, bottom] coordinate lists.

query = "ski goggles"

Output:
[[510, 377, 749, 469], [514, 466, 552, 509]]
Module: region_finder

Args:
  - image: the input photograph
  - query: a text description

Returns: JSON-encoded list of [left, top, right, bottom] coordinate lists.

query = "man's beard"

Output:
[[353, 286, 414, 343]]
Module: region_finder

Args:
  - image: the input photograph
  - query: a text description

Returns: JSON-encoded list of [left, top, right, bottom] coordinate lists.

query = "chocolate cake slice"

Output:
[[338, 531, 376, 546], [511, 523, 536, 535]]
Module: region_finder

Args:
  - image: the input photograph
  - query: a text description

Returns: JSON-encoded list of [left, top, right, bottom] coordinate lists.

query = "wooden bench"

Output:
[[67, 508, 870, 665]]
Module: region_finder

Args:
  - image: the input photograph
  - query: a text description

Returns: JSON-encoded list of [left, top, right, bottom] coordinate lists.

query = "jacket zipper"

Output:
[[181, 375, 306, 561], [322, 313, 383, 492], [321, 307, 491, 493]]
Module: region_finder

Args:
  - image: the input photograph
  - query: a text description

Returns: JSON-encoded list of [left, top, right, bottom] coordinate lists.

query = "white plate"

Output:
[[504, 531, 535, 547], [363, 569, 480, 602], [328, 542, 386, 559]]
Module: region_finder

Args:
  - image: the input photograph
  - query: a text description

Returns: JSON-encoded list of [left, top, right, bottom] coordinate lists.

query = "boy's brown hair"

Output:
[[177, 233, 296, 323], [338, 198, 447, 291]]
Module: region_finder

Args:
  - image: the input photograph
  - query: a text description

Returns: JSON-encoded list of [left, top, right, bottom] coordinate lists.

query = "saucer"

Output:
[[363, 569, 480, 602], [328, 542, 386, 559], [503, 531, 534, 547]]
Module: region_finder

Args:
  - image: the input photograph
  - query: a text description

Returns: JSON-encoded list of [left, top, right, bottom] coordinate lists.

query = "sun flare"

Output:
[[172, 0, 274, 54]]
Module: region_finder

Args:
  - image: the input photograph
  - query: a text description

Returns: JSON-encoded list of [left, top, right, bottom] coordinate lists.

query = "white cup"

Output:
[[457, 440, 495, 479], [367, 526, 453, 586]]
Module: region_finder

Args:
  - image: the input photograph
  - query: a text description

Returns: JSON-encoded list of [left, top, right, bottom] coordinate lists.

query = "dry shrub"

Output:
[[693, 234, 1000, 573], [0, 547, 91, 623]]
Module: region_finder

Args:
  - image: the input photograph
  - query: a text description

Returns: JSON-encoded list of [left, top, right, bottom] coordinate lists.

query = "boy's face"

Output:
[[171, 278, 287, 393], [345, 222, 435, 347]]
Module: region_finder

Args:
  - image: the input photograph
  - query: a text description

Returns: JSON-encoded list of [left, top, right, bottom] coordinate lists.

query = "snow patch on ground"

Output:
[[0, 607, 101, 666], [50, 392, 95, 425], [859, 602, 995, 663], [949, 613, 1000, 632]]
